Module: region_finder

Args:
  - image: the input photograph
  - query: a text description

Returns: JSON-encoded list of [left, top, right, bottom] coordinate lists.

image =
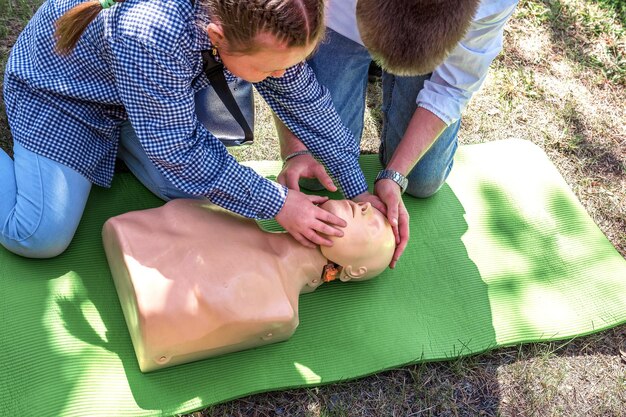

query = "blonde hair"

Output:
[[55, 0, 325, 55], [356, 0, 480, 76]]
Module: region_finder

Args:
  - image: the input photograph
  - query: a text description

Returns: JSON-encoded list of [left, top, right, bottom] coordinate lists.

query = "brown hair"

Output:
[[204, 0, 324, 54], [55, 0, 325, 55], [356, 0, 481, 76], [55, 0, 123, 55]]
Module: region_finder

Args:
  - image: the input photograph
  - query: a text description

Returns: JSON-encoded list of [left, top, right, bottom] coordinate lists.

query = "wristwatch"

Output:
[[375, 169, 409, 194]]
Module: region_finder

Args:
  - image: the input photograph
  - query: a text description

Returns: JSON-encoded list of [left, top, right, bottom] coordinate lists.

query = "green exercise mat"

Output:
[[2, 139, 625, 416]]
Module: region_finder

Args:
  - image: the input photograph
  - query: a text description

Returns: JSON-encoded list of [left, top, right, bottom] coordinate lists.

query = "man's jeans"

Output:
[[308, 29, 460, 198]]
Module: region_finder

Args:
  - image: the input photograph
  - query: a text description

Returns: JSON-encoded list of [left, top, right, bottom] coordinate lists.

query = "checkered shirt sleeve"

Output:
[[255, 63, 368, 199]]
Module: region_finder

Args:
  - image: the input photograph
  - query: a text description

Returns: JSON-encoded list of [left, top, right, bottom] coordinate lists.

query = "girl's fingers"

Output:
[[307, 194, 329, 205], [318, 209, 347, 228], [312, 220, 343, 238], [294, 232, 317, 248], [304, 229, 334, 247]]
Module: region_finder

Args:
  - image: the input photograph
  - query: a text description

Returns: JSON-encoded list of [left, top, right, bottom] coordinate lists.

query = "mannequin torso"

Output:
[[103, 199, 394, 372]]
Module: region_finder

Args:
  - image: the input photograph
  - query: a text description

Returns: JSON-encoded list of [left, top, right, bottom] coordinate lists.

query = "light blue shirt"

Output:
[[325, 0, 520, 125]]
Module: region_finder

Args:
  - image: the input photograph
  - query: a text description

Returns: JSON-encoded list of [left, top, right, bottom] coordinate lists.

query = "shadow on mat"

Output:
[[6, 172, 623, 415], [1, 178, 494, 415]]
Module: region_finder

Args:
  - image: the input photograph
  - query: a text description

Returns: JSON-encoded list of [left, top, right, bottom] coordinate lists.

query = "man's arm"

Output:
[[416, 0, 519, 126]]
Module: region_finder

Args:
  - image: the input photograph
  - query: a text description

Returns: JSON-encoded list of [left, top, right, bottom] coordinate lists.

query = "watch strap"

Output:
[[375, 169, 409, 194]]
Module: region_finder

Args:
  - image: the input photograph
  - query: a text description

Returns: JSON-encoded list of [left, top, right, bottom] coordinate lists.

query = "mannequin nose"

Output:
[[357, 202, 371, 213]]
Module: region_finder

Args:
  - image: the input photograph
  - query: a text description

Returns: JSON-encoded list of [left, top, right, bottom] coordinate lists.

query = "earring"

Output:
[[211, 46, 218, 56]]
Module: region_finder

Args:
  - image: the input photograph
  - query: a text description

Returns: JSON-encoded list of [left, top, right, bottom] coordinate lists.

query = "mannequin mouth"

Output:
[[349, 203, 355, 217], [320, 200, 354, 219], [344, 200, 357, 218]]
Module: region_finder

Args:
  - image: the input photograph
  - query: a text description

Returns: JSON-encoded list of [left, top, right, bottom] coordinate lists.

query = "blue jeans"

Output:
[[308, 29, 460, 197], [0, 126, 196, 258], [0, 142, 92, 258], [116, 121, 198, 201]]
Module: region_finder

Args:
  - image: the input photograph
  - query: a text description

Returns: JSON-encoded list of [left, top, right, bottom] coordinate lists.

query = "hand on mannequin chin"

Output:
[[275, 189, 346, 248], [102, 199, 395, 372]]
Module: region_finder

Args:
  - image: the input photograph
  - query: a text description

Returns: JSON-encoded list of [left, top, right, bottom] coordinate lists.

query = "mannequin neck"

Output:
[[268, 232, 330, 295]]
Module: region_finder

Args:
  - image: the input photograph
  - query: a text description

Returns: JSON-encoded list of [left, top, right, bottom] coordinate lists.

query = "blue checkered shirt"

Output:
[[4, 0, 368, 219]]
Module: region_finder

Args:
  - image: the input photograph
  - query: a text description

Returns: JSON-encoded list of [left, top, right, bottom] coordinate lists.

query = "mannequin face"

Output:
[[319, 200, 395, 281]]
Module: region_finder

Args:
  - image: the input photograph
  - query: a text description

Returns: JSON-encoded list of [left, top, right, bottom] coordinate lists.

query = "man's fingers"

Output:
[[390, 207, 410, 267], [390, 247, 401, 269], [390, 232, 408, 268], [397, 210, 410, 254], [387, 203, 400, 245], [276, 171, 287, 186], [392, 223, 400, 245], [285, 174, 301, 191], [369, 199, 387, 215], [277, 170, 301, 191]]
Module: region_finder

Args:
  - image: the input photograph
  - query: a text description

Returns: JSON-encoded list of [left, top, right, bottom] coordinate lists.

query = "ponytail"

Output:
[[55, 0, 123, 55]]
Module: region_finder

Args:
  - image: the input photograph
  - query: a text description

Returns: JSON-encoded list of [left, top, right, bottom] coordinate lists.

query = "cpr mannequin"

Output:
[[102, 198, 395, 372]]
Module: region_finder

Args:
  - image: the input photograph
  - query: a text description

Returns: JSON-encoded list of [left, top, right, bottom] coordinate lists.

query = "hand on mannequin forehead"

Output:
[[102, 199, 395, 372]]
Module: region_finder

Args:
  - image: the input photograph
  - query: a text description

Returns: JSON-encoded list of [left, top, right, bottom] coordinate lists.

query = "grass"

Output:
[[1, 0, 625, 415]]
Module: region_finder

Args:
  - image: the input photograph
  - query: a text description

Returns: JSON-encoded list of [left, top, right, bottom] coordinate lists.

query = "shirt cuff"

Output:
[[416, 102, 457, 127], [335, 168, 369, 199], [247, 177, 289, 219]]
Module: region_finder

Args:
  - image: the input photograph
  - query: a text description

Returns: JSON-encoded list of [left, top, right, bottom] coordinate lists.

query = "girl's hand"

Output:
[[372, 180, 410, 269], [275, 190, 347, 248], [277, 153, 337, 192]]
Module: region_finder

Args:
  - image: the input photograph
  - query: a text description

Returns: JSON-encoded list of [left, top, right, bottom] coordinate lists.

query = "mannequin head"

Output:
[[319, 200, 395, 281]]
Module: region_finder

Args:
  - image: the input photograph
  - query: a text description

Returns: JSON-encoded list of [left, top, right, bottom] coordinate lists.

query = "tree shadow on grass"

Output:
[[552, 96, 625, 178], [537, 0, 625, 85]]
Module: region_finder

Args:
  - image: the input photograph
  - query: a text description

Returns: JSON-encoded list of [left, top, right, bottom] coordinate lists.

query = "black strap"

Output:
[[201, 50, 254, 144]]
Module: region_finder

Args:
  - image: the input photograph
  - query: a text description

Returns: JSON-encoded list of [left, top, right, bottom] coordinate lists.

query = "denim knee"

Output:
[[0, 142, 91, 259], [403, 149, 456, 198], [404, 173, 448, 199], [1, 223, 74, 258]]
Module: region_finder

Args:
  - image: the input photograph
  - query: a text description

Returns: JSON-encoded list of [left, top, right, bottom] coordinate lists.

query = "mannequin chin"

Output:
[[102, 198, 396, 372], [319, 200, 395, 281]]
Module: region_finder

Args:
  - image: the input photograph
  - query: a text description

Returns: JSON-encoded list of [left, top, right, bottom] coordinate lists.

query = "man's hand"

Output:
[[277, 153, 337, 192], [352, 191, 386, 216], [275, 189, 347, 248], [373, 180, 410, 269]]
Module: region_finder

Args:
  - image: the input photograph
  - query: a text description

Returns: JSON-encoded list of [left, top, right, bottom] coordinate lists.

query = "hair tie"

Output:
[[100, 0, 117, 9]]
